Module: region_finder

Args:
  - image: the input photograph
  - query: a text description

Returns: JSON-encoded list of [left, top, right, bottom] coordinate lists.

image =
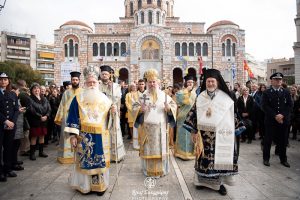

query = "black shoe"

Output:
[[241, 139, 246, 143], [280, 161, 290, 168], [39, 152, 48, 158], [97, 190, 106, 196], [0, 174, 7, 182], [30, 145, 36, 161], [15, 161, 23, 165], [218, 185, 227, 196], [12, 165, 24, 171], [263, 160, 270, 166], [196, 186, 205, 190], [6, 171, 17, 178], [247, 140, 252, 144], [20, 151, 30, 157], [127, 135, 132, 140], [39, 144, 48, 158]]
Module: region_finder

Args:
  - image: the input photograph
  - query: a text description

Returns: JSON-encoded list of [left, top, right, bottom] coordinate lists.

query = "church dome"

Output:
[[60, 20, 93, 32], [124, 0, 174, 18], [207, 20, 239, 32]]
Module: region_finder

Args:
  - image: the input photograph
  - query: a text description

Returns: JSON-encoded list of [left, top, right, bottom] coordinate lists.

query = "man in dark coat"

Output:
[[261, 72, 293, 167]]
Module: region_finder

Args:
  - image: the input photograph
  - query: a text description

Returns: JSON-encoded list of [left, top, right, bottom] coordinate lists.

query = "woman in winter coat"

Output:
[[27, 83, 51, 160]]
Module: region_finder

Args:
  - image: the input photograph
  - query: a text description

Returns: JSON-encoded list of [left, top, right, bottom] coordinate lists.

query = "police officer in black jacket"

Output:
[[0, 72, 19, 182], [261, 72, 293, 168]]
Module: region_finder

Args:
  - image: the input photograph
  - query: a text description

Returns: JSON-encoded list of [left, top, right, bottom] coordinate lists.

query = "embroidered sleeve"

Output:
[[183, 103, 198, 134], [65, 97, 80, 135]]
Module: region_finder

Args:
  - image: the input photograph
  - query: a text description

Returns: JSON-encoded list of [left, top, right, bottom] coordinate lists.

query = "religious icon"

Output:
[[142, 40, 160, 60], [206, 107, 212, 118]]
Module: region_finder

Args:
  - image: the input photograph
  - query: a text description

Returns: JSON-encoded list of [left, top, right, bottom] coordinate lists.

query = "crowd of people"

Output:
[[0, 67, 299, 196]]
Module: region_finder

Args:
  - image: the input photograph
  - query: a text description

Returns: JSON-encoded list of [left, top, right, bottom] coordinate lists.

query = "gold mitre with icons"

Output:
[[83, 65, 100, 79], [144, 68, 159, 81]]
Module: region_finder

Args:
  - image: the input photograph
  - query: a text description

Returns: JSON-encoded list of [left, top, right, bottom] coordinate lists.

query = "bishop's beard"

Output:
[[83, 87, 102, 104]]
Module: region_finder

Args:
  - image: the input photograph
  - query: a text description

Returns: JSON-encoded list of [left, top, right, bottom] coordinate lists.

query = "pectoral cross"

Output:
[[140, 94, 149, 104]]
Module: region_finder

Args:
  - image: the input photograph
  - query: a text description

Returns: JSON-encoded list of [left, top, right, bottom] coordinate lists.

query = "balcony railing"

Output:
[[7, 42, 30, 48], [37, 64, 54, 69], [7, 52, 30, 57]]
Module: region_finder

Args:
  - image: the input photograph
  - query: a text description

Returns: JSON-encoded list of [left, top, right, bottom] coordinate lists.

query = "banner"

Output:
[[60, 62, 80, 85]]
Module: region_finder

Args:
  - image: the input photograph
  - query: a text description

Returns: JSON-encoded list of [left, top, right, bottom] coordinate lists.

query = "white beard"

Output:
[[83, 87, 103, 104]]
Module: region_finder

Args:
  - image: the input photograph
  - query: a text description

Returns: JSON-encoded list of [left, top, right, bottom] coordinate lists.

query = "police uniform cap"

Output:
[[270, 72, 283, 80], [70, 71, 81, 78], [0, 72, 9, 78]]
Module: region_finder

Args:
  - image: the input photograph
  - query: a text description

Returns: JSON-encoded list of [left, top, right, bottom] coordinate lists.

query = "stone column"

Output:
[[294, 0, 300, 84]]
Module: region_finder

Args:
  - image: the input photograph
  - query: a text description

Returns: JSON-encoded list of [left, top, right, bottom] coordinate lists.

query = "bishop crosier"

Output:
[[132, 69, 177, 177], [98, 65, 126, 162], [65, 65, 114, 196], [54, 71, 81, 164]]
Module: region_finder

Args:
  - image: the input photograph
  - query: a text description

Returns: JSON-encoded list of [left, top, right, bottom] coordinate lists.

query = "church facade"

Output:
[[54, 0, 246, 86]]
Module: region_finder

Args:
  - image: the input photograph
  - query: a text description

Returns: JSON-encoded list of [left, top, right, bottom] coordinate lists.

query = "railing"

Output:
[[7, 52, 30, 57], [7, 42, 30, 48]]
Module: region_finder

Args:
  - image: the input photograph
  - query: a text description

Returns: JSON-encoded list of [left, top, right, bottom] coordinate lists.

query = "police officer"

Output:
[[261, 72, 293, 167], [0, 72, 19, 182]]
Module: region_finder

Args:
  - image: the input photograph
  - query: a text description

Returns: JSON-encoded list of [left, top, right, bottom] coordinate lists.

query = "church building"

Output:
[[54, 0, 246, 86]]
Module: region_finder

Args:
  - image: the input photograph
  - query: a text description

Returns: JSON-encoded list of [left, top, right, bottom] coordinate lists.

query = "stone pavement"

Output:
[[0, 139, 300, 200]]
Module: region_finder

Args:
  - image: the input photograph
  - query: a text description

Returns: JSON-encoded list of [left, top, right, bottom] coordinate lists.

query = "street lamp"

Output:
[[0, 0, 7, 12]]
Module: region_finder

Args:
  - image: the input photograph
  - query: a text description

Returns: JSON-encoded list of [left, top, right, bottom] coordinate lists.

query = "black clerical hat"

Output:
[[200, 68, 232, 99], [184, 75, 196, 82], [63, 81, 71, 87], [70, 71, 81, 78], [100, 65, 113, 73]]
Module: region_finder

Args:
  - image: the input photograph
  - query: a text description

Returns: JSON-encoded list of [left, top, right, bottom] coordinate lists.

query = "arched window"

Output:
[[107, 43, 112, 56], [100, 43, 105, 56], [92, 43, 98, 56], [69, 39, 74, 57], [156, 12, 160, 24], [202, 42, 208, 56], [175, 42, 180, 56], [226, 39, 231, 57], [182, 42, 187, 56], [232, 43, 236, 57], [148, 11, 153, 24], [138, 0, 142, 9], [75, 44, 78, 57], [130, 2, 134, 16], [196, 43, 201, 56], [136, 14, 139, 25], [166, 2, 170, 16], [64, 44, 68, 57], [114, 43, 119, 56], [147, 0, 152, 4], [121, 42, 126, 56], [222, 43, 225, 56], [141, 12, 144, 24], [189, 42, 194, 56], [157, 0, 161, 7]]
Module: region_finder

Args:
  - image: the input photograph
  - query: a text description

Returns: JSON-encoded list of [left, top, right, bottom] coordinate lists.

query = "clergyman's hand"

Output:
[[70, 136, 78, 148], [191, 133, 199, 144], [164, 102, 170, 112], [111, 105, 117, 114]]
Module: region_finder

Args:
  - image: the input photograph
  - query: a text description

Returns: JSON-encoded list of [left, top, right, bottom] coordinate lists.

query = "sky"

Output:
[[0, 0, 296, 61]]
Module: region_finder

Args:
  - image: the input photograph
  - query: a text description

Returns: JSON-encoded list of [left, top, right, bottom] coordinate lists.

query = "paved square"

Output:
[[0, 139, 299, 200]]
